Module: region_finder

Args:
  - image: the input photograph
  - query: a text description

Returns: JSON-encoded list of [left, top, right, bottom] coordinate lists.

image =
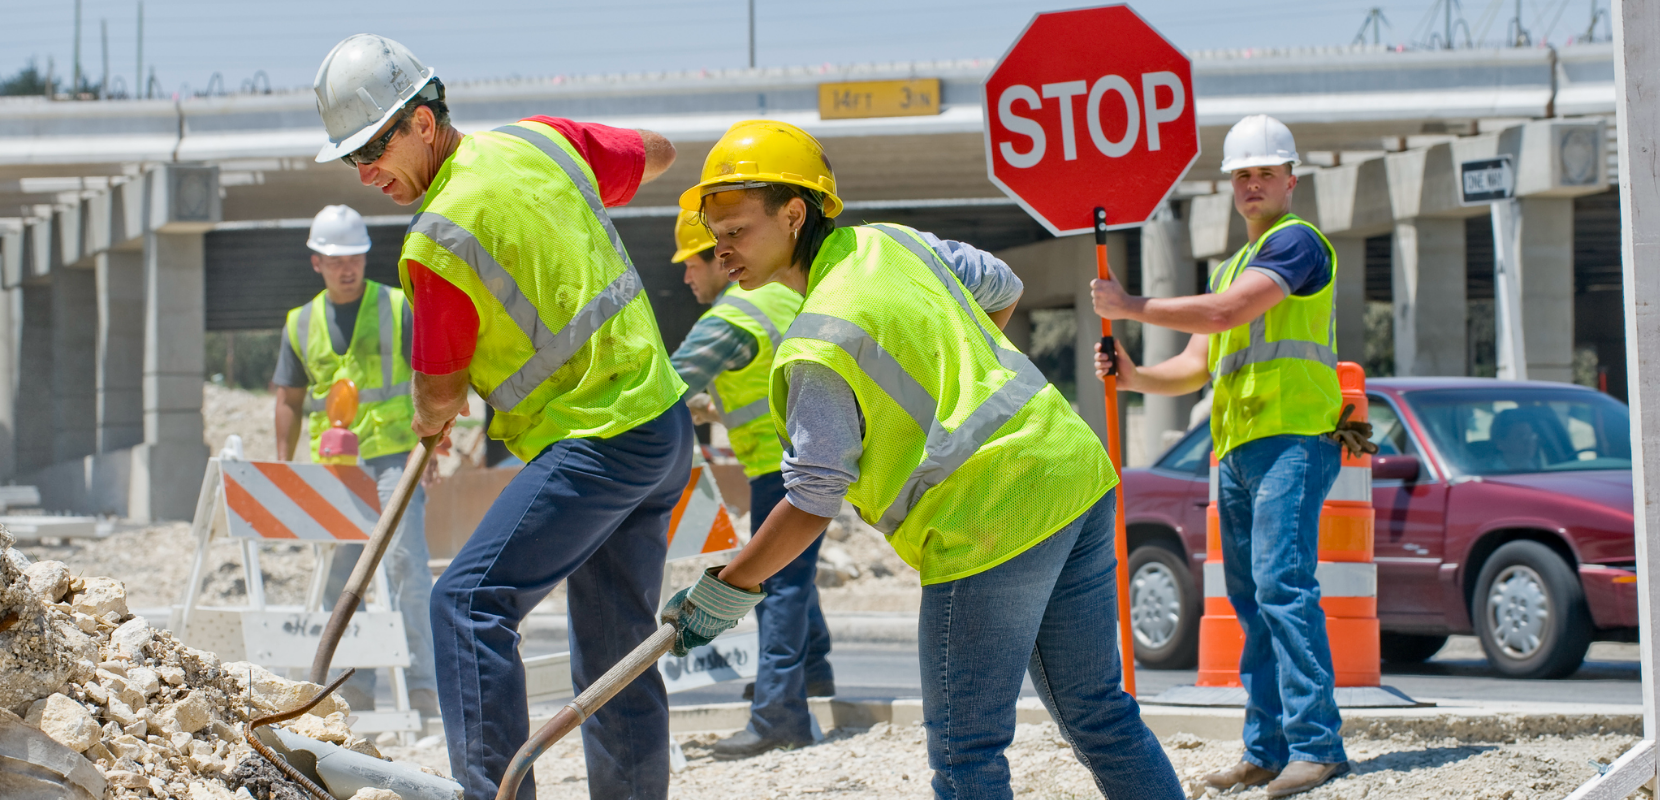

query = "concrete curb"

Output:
[[647, 698, 1645, 741]]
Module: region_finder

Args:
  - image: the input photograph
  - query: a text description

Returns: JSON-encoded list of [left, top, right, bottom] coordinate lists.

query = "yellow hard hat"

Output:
[[671, 211, 716, 263], [678, 120, 842, 218]]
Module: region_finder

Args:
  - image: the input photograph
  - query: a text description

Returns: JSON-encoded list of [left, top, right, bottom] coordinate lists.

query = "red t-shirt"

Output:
[[407, 117, 646, 374]]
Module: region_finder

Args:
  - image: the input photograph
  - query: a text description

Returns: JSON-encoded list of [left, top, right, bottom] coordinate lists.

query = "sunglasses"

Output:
[[340, 110, 411, 167]]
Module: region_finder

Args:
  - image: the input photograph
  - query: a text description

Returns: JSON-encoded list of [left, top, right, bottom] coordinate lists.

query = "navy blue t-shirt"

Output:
[[1228, 225, 1331, 297]]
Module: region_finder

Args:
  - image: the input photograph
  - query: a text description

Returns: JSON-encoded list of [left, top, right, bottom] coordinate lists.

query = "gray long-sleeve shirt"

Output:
[[781, 232, 1024, 517]]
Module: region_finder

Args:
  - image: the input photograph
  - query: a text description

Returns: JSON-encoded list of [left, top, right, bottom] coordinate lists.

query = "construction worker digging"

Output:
[[1092, 115, 1373, 798], [311, 34, 688, 799], [666, 211, 834, 759], [658, 120, 1183, 798], [272, 203, 439, 721]]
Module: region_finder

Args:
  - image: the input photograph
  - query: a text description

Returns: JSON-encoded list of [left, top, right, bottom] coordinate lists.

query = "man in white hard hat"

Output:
[[1091, 115, 1372, 798], [272, 204, 439, 719], [310, 34, 687, 799]]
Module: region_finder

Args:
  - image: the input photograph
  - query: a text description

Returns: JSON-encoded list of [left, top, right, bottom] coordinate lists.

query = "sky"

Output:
[[0, 0, 1609, 98]]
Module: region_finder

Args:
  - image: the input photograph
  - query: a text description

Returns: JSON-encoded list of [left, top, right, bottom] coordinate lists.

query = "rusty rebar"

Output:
[[243, 667, 356, 800]]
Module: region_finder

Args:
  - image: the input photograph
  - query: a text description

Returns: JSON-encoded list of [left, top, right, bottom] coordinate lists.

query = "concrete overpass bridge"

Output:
[[0, 42, 1620, 519]]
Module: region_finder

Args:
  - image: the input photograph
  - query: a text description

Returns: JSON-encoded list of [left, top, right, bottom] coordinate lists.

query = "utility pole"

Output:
[[748, 0, 756, 69], [1352, 7, 1388, 45], [72, 0, 82, 95], [136, 1, 144, 99], [100, 19, 108, 99], [1510, 0, 1532, 46]]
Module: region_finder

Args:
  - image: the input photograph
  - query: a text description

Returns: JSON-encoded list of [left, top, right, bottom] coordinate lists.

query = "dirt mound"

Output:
[[0, 527, 386, 799]]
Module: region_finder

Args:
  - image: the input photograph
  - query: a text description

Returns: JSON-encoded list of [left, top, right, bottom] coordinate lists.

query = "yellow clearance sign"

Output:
[[818, 79, 942, 120]]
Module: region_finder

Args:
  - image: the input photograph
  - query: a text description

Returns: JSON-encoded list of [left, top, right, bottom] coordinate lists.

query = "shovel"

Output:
[[308, 408, 444, 684], [495, 622, 679, 800]]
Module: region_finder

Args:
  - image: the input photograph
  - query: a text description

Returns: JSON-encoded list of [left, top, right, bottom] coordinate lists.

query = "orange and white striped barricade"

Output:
[[1182, 363, 1413, 707], [171, 456, 422, 735], [523, 446, 758, 708]]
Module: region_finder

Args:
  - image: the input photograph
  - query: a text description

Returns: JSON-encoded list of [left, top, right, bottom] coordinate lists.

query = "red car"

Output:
[[1121, 377, 1636, 680]]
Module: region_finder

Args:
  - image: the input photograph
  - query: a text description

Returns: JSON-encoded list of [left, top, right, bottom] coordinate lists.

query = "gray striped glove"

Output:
[[659, 567, 765, 657]]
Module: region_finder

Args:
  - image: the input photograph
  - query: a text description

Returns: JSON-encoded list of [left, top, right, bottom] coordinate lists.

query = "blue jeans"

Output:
[[431, 405, 693, 800], [919, 490, 1182, 800], [1218, 434, 1347, 769], [323, 451, 437, 699], [746, 471, 833, 744]]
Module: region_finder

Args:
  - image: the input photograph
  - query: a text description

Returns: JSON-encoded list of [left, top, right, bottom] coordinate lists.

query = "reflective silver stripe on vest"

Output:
[[783, 225, 1050, 534], [295, 301, 324, 411], [405, 123, 644, 411], [1203, 560, 1375, 598], [715, 294, 782, 348], [376, 284, 395, 390], [721, 398, 770, 428]]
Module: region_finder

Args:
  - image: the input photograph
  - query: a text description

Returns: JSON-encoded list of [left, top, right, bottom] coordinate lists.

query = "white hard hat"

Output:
[[308, 205, 371, 256], [1221, 114, 1300, 174], [312, 34, 439, 163]]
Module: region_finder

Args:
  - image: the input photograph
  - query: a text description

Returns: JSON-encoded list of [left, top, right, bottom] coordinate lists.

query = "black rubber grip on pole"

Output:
[[1094, 207, 1108, 246], [1100, 335, 1117, 376]]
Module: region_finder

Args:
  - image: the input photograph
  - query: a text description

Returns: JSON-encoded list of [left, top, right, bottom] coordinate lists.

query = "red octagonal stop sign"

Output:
[[983, 4, 1198, 236]]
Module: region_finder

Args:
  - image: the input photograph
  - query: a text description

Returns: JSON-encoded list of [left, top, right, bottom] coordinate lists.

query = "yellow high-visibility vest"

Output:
[[284, 282, 415, 461], [399, 120, 685, 461], [705, 282, 802, 478], [770, 224, 1114, 584], [1207, 213, 1342, 458]]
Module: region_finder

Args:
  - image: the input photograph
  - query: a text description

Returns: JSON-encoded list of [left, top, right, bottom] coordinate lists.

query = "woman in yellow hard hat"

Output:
[[658, 120, 1182, 797]]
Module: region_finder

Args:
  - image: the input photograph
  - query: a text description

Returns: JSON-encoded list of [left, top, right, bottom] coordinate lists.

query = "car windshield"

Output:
[[1404, 388, 1631, 477]]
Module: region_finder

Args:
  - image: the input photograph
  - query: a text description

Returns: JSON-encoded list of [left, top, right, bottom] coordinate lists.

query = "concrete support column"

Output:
[[50, 266, 98, 463], [1330, 236, 1368, 364], [0, 289, 20, 482], [97, 250, 144, 452], [15, 284, 53, 475], [1391, 218, 1468, 376], [1004, 308, 1032, 354], [132, 231, 207, 522], [1140, 204, 1197, 457], [1075, 232, 1130, 454], [1517, 197, 1575, 382]]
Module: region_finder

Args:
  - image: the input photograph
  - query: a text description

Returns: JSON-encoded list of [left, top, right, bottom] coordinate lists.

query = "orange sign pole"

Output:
[[1094, 207, 1136, 697]]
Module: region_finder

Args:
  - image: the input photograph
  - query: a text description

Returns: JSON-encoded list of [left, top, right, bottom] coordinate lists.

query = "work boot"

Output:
[[1202, 760, 1279, 789], [1265, 761, 1351, 798], [711, 729, 809, 760], [742, 680, 836, 701]]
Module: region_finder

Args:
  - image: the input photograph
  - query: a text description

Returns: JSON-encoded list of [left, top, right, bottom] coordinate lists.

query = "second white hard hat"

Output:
[[312, 34, 439, 164], [1221, 114, 1300, 174], [308, 205, 371, 256]]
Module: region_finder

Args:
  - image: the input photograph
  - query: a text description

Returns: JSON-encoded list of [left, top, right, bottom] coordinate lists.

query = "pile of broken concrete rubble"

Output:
[[0, 526, 450, 800]]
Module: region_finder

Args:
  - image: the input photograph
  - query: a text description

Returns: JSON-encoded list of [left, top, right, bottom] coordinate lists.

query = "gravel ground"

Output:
[[377, 720, 1641, 800]]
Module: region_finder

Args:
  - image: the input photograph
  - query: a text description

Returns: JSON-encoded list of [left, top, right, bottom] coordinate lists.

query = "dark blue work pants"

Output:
[[431, 405, 692, 800], [745, 471, 833, 744]]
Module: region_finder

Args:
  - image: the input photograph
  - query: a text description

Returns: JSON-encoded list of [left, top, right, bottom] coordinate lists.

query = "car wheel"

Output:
[[1378, 632, 1448, 664], [1128, 543, 1199, 670], [1473, 540, 1593, 679]]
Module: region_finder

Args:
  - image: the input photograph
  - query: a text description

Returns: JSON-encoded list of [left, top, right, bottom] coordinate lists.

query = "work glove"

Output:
[[1327, 403, 1379, 459], [659, 567, 765, 657]]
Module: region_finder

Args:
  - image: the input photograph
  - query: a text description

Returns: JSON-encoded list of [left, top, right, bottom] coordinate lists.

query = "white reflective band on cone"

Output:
[[1204, 560, 1376, 598]]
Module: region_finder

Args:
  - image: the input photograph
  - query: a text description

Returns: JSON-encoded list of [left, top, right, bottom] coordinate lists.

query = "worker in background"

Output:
[[271, 204, 438, 721], [1092, 114, 1369, 798], [310, 35, 687, 799], [658, 120, 1182, 798], [665, 210, 834, 759]]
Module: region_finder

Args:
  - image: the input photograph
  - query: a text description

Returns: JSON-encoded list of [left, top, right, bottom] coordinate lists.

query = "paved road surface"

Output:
[[665, 636, 1641, 708]]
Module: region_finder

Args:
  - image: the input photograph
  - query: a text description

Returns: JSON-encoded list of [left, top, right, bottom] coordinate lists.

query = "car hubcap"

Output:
[[1486, 565, 1551, 660], [1131, 561, 1182, 650]]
